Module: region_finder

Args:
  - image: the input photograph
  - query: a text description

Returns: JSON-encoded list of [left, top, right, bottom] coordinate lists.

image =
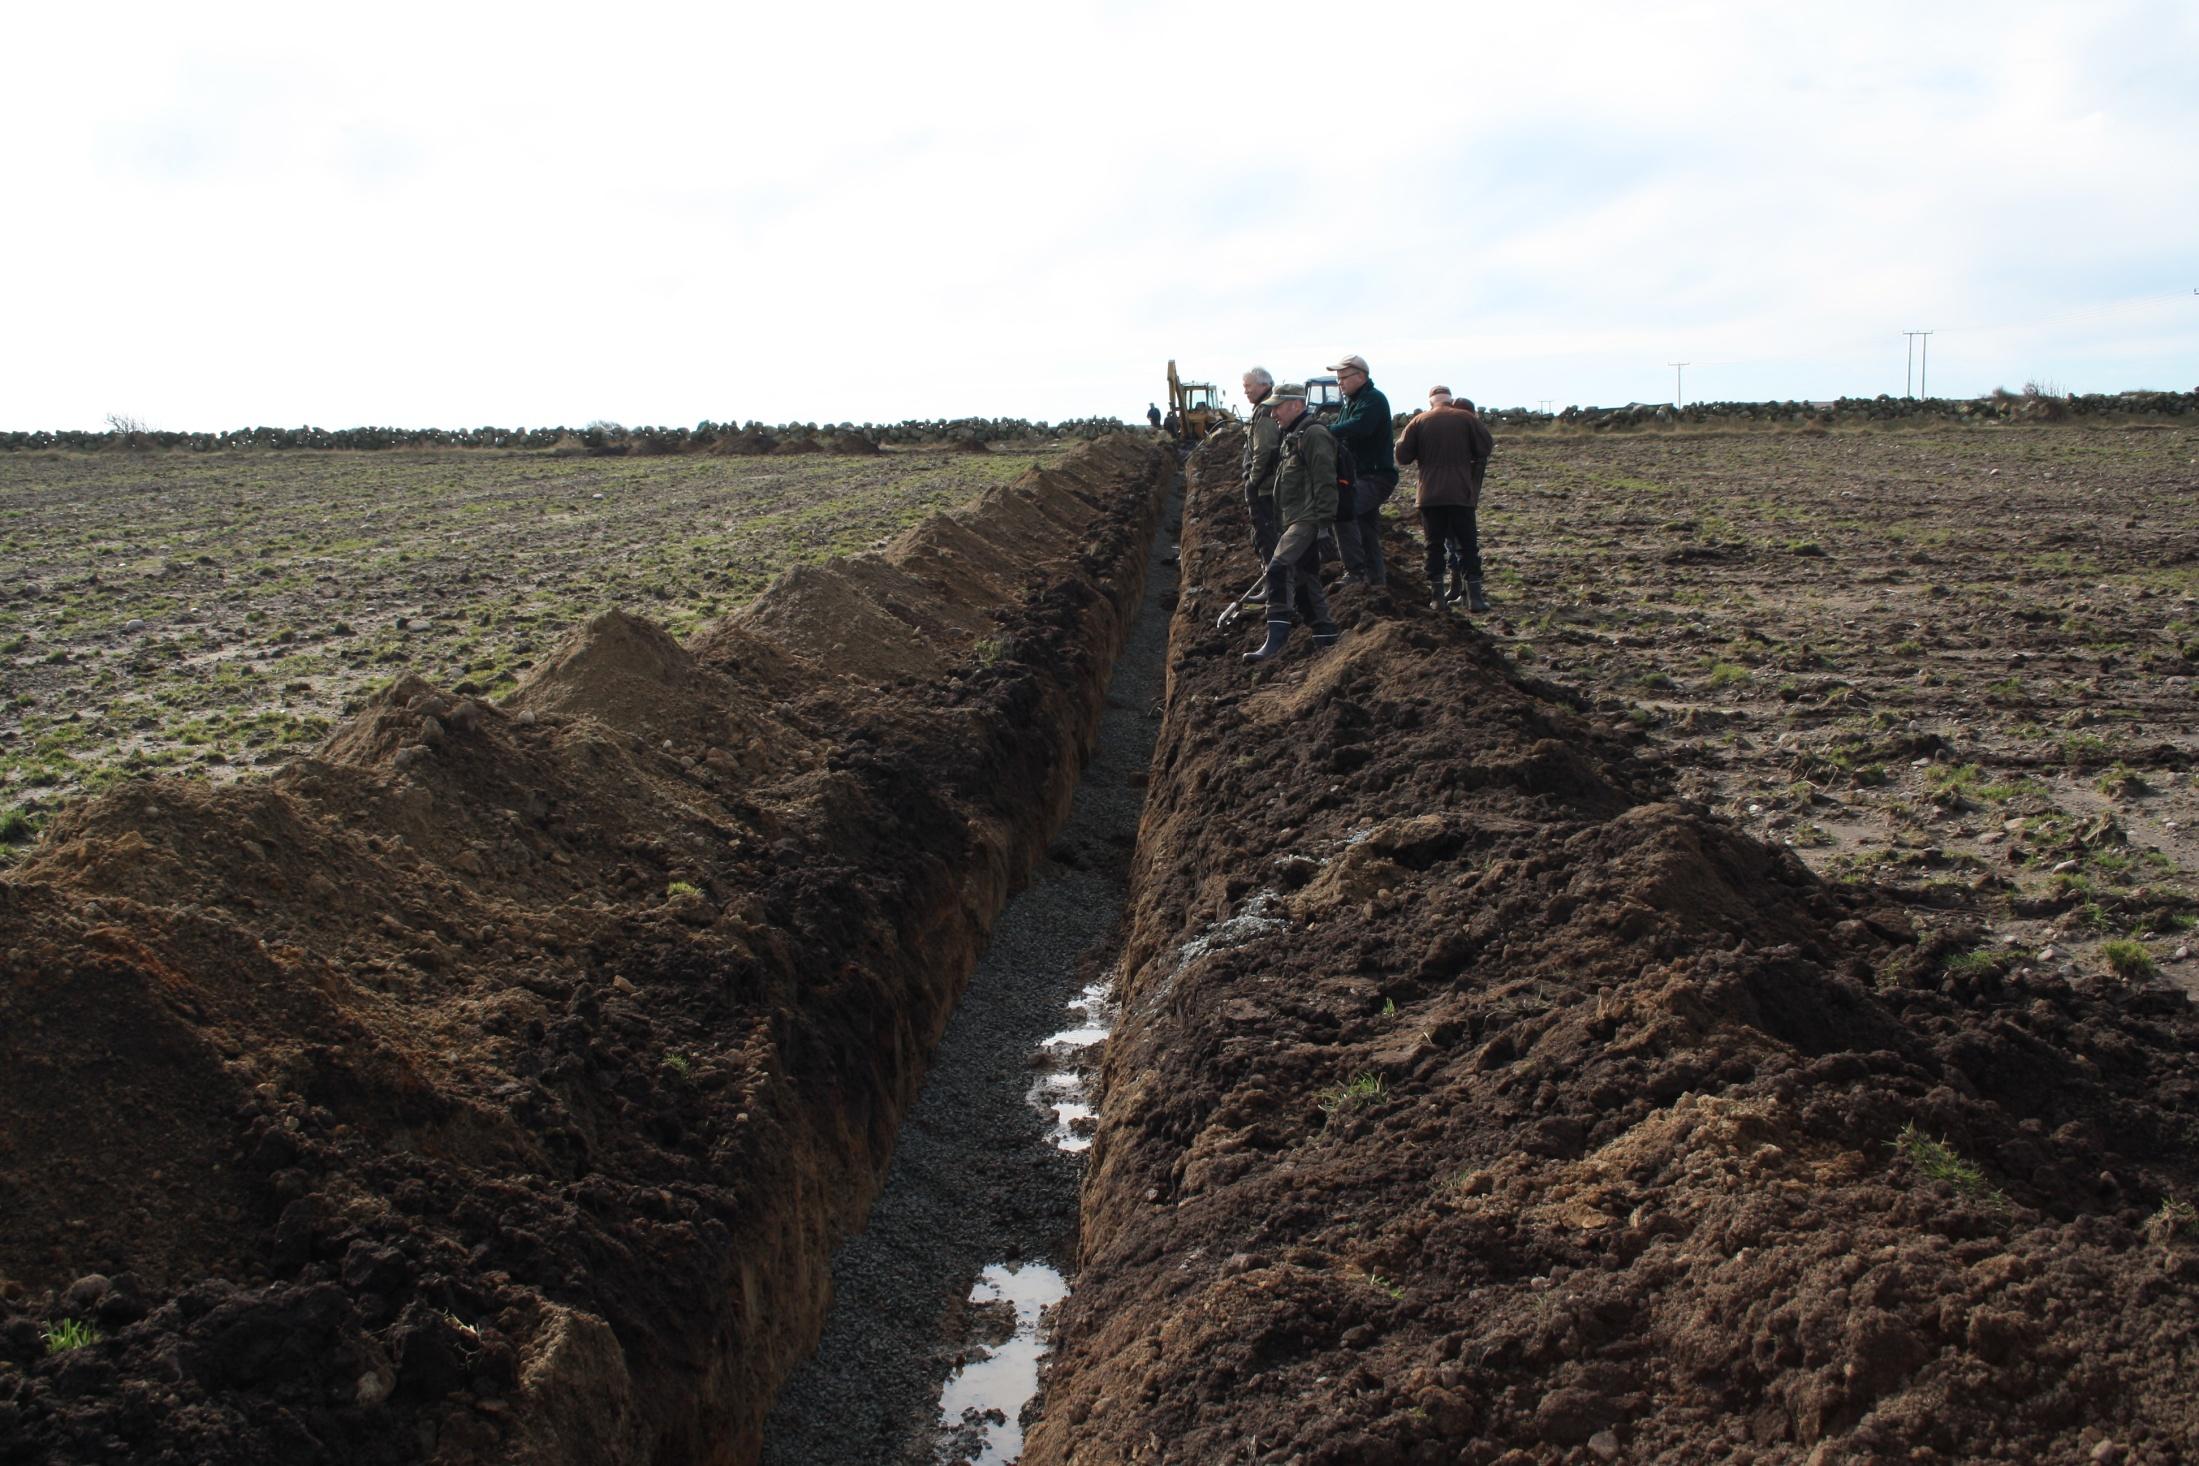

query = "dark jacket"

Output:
[[1395, 406, 1494, 508], [1331, 378, 1396, 476], [1274, 413, 1339, 527], [1242, 400, 1281, 500]]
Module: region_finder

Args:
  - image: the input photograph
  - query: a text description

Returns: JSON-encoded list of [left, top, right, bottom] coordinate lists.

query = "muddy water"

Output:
[[757, 483, 1179, 1464]]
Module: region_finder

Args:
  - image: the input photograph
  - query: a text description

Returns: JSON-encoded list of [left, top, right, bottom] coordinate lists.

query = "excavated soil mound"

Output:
[[0, 436, 1169, 1465], [1027, 427, 2199, 1465]]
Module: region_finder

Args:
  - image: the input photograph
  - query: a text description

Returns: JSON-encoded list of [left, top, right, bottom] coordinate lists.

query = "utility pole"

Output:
[[1917, 330, 1934, 399], [1668, 363, 1689, 407], [1538, 399, 1553, 415], [1902, 330, 1931, 397]]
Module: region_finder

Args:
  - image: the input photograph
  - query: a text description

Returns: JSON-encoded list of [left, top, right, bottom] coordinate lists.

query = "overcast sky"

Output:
[[6, 1, 2195, 430]]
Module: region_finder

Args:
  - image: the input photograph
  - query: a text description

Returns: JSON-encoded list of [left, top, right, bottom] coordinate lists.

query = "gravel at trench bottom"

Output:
[[757, 479, 1182, 1463]]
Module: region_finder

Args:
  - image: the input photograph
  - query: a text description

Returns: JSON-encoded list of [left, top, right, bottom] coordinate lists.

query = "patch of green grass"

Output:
[[1923, 763, 1983, 803], [1940, 947, 2008, 980], [2095, 763, 2149, 799], [1364, 1271, 1404, 1300], [42, 1318, 101, 1354], [2154, 1197, 2199, 1242], [665, 880, 700, 899], [661, 1050, 692, 1078], [1706, 663, 1752, 690], [2060, 733, 2112, 764], [1892, 1123, 2004, 1208], [2102, 939, 2157, 981], [1317, 1072, 1386, 1123], [0, 809, 36, 844]]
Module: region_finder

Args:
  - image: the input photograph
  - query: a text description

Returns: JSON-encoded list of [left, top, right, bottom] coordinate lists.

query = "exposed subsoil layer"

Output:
[[759, 478, 1179, 1464], [0, 436, 1169, 1465], [1026, 426, 2199, 1465]]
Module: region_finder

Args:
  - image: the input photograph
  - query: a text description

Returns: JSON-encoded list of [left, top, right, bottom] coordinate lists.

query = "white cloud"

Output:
[[3, 0, 2194, 429]]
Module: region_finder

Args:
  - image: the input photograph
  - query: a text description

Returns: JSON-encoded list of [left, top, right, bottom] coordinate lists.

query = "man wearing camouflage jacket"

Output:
[[1244, 384, 1341, 662]]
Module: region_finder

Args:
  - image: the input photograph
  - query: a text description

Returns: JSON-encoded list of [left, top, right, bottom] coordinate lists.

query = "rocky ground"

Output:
[[1029, 422, 2199, 1465]]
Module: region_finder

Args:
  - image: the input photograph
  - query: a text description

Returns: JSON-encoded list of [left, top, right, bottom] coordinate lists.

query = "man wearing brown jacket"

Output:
[[1395, 387, 1494, 613]]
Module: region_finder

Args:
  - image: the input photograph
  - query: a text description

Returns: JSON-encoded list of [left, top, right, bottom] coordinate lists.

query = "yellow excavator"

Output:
[[1165, 360, 1228, 445]]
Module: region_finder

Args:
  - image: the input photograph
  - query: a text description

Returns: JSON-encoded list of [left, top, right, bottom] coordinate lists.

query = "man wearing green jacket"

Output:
[[1245, 384, 1341, 662], [1327, 353, 1399, 592], [1240, 366, 1282, 565]]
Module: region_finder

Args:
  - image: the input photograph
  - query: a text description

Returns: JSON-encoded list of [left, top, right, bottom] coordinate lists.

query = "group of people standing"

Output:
[[1236, 356, 1494, 662]]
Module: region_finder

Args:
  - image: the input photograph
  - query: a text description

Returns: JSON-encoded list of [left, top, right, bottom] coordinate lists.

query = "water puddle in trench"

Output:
[[932, 1262, 1070, 1464], [1027, 979, 1116, 1154], [759, 478, 1179, 1466]]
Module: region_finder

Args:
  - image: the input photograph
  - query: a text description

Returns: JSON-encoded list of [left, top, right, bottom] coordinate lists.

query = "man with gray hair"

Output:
[[1244, 383, 1341, 661], [1240, 366, 1281, 565]]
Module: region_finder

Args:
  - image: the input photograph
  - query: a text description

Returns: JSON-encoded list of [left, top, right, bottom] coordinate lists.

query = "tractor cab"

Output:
[[1306, 376, 1344, 418], [1165, 360, 1230, 445]]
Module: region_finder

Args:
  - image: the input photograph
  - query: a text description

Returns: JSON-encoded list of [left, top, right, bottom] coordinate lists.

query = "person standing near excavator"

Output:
[[1244, 384, 1341, 662], [1326, 353, 1398, 593]]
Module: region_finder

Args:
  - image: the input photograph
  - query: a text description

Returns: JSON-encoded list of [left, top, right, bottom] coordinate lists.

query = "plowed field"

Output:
[[0, 444, 1064, 854]]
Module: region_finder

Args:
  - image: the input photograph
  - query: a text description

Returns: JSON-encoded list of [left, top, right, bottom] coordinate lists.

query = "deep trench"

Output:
[[757, 477, 1182, 1464]]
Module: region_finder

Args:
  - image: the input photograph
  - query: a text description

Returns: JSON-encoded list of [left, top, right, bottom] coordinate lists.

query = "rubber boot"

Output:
[[1466, 579, 1490, 612], [1311, 621, 1340, 649], [1243, 620, 1293, 662]]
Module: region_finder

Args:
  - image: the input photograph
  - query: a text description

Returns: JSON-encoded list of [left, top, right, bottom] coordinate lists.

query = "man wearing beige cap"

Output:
[[1326, 354, 1398, 593]]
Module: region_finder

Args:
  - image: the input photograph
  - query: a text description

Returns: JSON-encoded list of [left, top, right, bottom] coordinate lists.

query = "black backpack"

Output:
[[1322, 428, 1358, 521]]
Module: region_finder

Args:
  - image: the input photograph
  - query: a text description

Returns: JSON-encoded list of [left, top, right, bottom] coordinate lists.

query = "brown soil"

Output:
[[1027, 426, 2199, 1465], [0, 437, 1169, 1464]]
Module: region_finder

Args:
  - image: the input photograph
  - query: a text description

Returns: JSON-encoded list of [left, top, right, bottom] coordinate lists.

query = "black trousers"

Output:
[[1334, 470, 1400, 585], [1423, 503, 1481, 585]]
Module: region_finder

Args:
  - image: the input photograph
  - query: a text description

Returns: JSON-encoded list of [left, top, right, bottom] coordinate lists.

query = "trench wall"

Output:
[[1026, 427, 2199, 1463], [0, 435, 1169, 1464]]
